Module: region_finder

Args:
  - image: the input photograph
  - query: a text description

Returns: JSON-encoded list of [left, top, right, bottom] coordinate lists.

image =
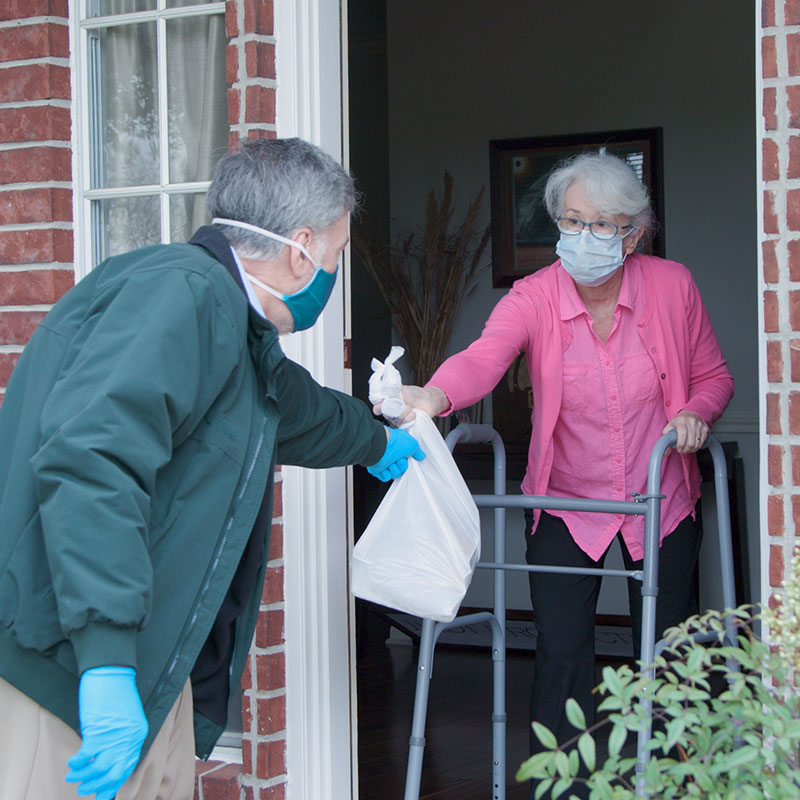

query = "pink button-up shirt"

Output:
[[428, 254, 734, 562], [546, 265, 691, 560]]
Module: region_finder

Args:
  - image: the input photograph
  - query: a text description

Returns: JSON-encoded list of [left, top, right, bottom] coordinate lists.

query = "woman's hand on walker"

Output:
[[373, 385, 449, 425], [663, 409, 709, 454]]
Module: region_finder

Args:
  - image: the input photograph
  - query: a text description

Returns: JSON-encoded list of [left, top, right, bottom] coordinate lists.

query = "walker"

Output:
[[402, 426, 738, 800]]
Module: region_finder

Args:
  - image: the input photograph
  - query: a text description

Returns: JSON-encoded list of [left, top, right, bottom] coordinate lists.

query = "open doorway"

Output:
[[348, 2, 759, 797]]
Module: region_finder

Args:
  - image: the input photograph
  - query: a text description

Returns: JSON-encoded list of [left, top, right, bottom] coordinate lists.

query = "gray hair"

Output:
[[207, 137, 357, 259], [543, 151, 653, 234]]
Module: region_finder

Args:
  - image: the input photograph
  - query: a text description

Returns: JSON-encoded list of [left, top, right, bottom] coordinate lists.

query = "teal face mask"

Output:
[[213, 217, 338, 331]]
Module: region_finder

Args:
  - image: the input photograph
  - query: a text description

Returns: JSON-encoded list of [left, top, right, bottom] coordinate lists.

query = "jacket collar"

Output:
[[189, 225, 285, 394]]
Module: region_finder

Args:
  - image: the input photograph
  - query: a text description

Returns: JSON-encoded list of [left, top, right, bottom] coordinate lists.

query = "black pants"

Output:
[[524, 509, 702, 798]]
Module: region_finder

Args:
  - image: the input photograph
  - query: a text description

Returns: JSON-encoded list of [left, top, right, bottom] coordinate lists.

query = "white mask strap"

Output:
[[212, 217, 318, 265], [244, 272, 285, 300]]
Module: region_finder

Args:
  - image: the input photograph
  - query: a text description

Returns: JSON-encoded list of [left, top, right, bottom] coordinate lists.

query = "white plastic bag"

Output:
[[352, 404, 481, 622], [367, 345, 407, 423]]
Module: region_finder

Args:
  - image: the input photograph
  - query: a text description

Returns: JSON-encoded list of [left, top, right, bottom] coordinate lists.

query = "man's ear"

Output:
[[287, 227, 314, 277]]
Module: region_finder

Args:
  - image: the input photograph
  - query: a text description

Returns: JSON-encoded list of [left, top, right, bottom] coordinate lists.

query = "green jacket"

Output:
[[0, 226, 386, 757]]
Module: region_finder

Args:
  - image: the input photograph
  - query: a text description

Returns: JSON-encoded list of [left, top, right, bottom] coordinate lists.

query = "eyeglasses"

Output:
[[556, 217, 634, 240]]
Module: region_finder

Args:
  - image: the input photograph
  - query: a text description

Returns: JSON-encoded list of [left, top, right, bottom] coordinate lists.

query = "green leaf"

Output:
[[554, 751, 572, 779], [565, 698, 587, 730], [516, 752, 554, 781], [532, 721, 558, 750], [577, 732, 596, 772], [608, 722, 627, 758], [534, 778, 553, 799], [551, 777, 575, 799]]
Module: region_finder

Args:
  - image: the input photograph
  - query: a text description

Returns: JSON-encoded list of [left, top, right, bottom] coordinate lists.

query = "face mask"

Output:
[[555, 229, 633, 287], [212, 217, 338, 331]]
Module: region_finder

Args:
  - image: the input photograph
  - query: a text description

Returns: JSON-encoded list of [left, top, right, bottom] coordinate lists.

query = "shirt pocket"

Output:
[[619, 352, 660, 406], [560, 361, 601, 414]]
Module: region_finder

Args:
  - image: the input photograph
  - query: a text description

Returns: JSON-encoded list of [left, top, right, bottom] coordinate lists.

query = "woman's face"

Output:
[[561, 181, 644, 257]]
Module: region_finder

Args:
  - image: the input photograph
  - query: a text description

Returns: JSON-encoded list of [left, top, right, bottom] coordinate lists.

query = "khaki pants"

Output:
[[0, 676, 196, 800]]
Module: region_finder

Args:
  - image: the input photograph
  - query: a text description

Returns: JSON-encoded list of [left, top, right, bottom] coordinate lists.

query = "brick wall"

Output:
[[0, 0, 74, 407], [762, 0, 800, 608]]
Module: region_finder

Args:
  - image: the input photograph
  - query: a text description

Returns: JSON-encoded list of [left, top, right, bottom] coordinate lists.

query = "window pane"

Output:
[[88, 0, 156, 17], [166, 0, 216, 6], [170, 193, 211, 242], [92, 22, 159, 188], [166, 15, 228, 184], [96, 197, 161, 259]]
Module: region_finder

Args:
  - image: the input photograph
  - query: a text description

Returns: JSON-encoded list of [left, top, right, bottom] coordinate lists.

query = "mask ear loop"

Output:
[[212, 217, 319, 266]]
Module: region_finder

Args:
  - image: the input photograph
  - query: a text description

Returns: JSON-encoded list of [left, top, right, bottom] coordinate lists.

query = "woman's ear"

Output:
[[625, 228, 645, 255]]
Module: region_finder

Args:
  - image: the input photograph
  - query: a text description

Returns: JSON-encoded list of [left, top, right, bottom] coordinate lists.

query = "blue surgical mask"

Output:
[[212, 217, 338, 331], [556, 229, 633, 287]]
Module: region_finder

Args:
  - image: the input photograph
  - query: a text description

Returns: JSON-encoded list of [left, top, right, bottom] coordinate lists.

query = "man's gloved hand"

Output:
[[65, 666, 148, 800], [367, 426, 425, 482]]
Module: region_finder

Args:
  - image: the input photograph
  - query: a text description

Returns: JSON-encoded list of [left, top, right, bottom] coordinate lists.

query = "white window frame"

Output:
[[70, 0, 226, 280]]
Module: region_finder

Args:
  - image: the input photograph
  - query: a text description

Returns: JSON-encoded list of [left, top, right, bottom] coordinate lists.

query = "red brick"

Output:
[[226, 43, 239, 84], [241, 735, 253, 774], [770, 444, 785, 485], [0, 353, 20, 385], [242, 787, 255, 800], [242, 696, 253, 734], [244, 85, 276, 125], [0, 310, 45, 345], [771, 545, 785, 586], [768, 392, 782, 434], [764, 0, 776, 26], [0, 64, 70, 103], [0, 105, 71, 143], [225, 0, 239, 37], [247, 129, 277, 141], [0, 0, 68, 21], [262, 565, 283, 604], [765, 87, 778, 130], [259, 785, 286, 800], [788, 0, 800, 25], [255, 609, 284, 649], [768, 340, 784, 382], [268, 522, 283, 561], [770, 494, 785, 535], [789, 189, 800, 230], [256, 695, 285, 735], [256, 652, 286, 692], [792, 340, 800, 380], [791, 34, 800, 75], [272, 481, 282, 516], [765, 190, 779, 234], [245, 41, 276, 80], [242, 0, 274, 35], [0, 188, 72, 225], [763, 35, 778, 78], [256, 739, 286, 779], [0, 146, 71, 184], [765, 289, 780, 332], [791, 391, 800, 433], [793, 496, 800, 530], [763, 137, 780, 180], [0, 228, 73, 265], [793, 445, 800, 483], [0, 23, 69, 62], [792, 290, 800, 330], [227, 87, 240, 126], [200, 763, 242, 800], [764, 238, 780, 283], [0, 269, 73, 304], [790, 85, 800, 130]]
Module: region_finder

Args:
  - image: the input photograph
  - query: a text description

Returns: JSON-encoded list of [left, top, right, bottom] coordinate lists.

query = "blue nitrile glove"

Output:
[[65, 666, 148, 800], [367, 426, 426, 482]]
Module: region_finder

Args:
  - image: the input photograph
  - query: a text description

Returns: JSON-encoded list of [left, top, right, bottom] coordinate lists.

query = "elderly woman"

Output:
[[388, 152, 734, 796]]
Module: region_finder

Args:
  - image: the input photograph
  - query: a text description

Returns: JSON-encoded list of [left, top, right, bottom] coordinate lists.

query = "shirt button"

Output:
[[614, 426, 621, 432], [615, 457, 622, 463], [651, 347, 658, 353], [666, 400, 672, 407], [660, 373, 666, 379], [610, 394, 617, 400]]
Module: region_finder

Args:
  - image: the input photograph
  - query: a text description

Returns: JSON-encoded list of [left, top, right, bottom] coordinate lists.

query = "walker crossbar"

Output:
[[402, 426, 737, 800]]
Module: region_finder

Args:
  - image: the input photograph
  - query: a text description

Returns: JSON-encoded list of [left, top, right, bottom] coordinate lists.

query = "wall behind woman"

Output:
[[384, 0, 758, 611]]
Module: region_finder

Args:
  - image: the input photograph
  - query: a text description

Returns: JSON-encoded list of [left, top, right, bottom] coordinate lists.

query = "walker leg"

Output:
[[404, 618, 437, 800], [491, 624, 506, 800]]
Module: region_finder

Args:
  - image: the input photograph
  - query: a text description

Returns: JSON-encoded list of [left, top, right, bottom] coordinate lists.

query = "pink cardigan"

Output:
[[428, 254, 734, 525]]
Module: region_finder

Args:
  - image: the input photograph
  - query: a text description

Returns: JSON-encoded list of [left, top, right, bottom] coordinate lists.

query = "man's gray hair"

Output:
[[544, 151, 653, 233], [207, 137, 357, 259]]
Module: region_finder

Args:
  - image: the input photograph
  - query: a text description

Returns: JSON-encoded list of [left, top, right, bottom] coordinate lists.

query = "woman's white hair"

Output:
[[544, 151, 653, 234]]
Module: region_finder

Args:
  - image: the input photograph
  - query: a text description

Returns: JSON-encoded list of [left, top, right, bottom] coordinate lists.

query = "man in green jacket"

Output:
[[0, 137, 423, 800]]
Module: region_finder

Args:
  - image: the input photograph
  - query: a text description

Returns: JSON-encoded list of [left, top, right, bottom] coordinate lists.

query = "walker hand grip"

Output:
[[446, 423, 498, 445]]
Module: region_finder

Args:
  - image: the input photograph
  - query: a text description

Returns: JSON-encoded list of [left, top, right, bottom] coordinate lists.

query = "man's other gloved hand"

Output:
[[66, 666, 148, 800], [367, 426, 426, 482]]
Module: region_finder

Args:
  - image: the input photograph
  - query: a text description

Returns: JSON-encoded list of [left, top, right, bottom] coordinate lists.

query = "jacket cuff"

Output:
[[361, 421, 389, 467], [71, 621, 138, 674]]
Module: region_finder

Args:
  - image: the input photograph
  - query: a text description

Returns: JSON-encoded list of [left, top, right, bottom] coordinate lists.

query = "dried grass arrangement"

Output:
[[353, 171, 490, 388]]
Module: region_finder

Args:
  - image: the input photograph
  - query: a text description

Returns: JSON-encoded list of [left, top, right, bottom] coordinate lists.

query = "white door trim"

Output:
[[274, 2, 356, 798]]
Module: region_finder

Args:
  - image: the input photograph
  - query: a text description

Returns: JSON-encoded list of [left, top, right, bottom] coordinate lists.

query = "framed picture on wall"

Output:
[[488, 127, 665, 288]]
